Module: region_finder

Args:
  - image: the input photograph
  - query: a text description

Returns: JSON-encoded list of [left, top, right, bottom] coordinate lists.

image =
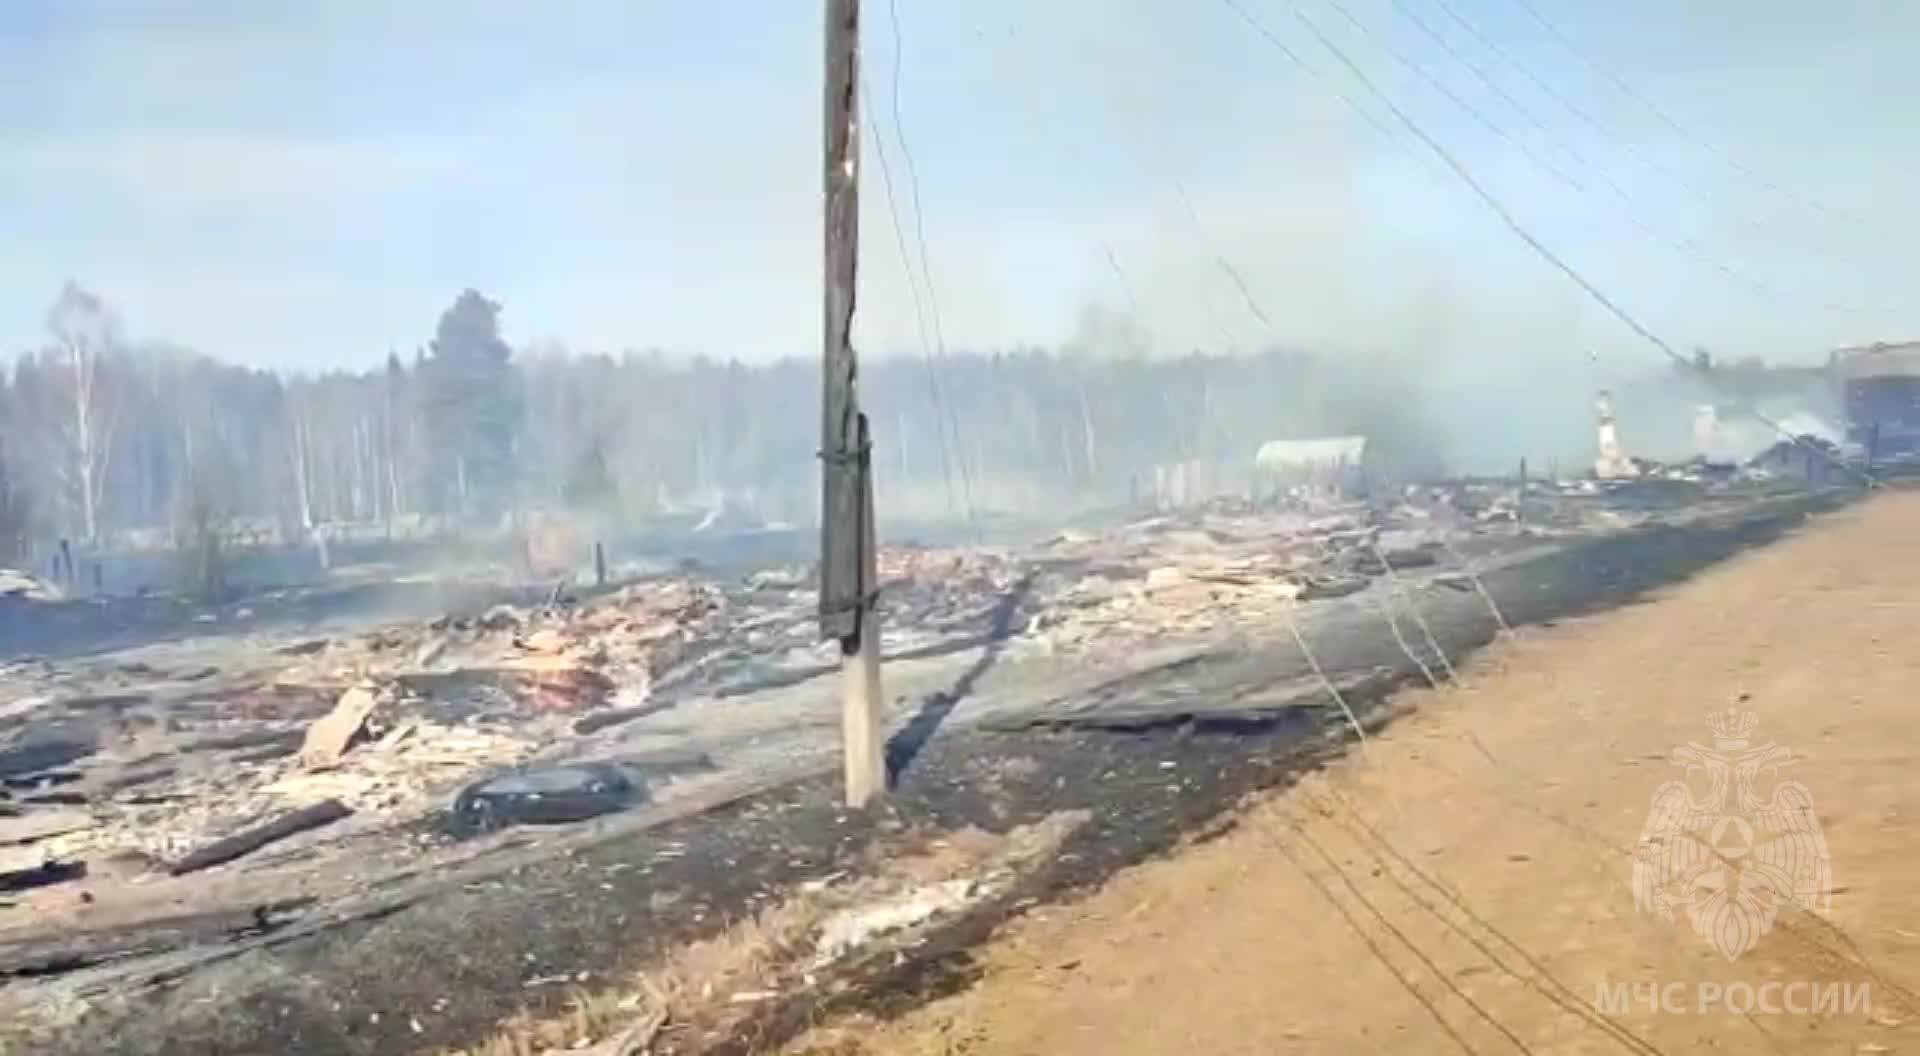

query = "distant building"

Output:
[[1830, 342, 1920, 455], [1254, 435, 1367, 498]]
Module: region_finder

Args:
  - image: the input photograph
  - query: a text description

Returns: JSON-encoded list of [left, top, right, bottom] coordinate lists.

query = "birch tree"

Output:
[[46, 282, 119, 545], [285, 392, 331, 569]]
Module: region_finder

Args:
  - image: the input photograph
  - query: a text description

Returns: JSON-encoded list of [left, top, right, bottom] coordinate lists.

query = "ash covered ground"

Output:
[[0, 474, 1852, 1054]]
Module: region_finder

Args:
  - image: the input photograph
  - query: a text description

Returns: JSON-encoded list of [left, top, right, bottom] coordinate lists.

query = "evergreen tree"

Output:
[[421, 289, 521, 514]]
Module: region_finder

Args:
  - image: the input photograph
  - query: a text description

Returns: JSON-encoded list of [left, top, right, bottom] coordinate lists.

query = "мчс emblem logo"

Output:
[[1631, 709, 1831, 960]]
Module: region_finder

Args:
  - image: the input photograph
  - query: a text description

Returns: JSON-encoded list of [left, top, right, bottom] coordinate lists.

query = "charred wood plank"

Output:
[[167, 800, 351, 876]]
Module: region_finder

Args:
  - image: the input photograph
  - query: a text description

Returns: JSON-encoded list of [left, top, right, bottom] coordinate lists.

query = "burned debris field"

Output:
[[8, 5, 1917, 1050], [0, 468, 1850, 1054]]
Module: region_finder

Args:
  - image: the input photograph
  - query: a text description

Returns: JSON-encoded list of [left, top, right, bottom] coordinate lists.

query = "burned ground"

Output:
[[0, 485, 1846, 1056]]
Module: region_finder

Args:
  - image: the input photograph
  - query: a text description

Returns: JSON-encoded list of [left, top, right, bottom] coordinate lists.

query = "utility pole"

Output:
[[821, 0, 886, 807]]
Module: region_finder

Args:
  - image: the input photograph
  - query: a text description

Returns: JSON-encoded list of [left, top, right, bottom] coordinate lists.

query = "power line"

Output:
[[1101, 242, 1143, 322], [1166, 163, 1519, 632], [1414, 0, 1894, 321], [985, 0, 1868, 495], [1218, 0, 1873, 486], [1387, 0, 1614, 191], [1012, 19, 1521, 629], [1168, 176, 1277, 333], [1502, 0, 1873, 233], [863, 75, 959, 520], [882, 0, 980, 528], [1254, 815, 1478, 1054], [965, 11, 1256, 352], [1316, 0, 1587, 192], [1428, 0, 1708, 204], [1329, 0, 1876, 322]]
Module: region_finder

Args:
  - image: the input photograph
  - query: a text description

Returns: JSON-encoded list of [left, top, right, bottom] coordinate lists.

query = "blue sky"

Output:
[[1, 0, 1915, 375]]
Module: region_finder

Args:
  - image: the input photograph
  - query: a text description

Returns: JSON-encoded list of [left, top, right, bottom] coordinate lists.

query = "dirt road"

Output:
[[788, 490, 1920, 1055]]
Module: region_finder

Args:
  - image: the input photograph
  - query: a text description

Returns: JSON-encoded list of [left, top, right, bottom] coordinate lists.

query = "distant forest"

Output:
[[0, 282, 1448, 569]]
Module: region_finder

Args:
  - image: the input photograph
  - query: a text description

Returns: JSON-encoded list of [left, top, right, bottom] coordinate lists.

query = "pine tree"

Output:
[[421, 290, 521, 515]]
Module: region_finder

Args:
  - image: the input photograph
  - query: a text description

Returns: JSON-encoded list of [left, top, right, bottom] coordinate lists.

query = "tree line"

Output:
[[0, 282, 1443, 573]]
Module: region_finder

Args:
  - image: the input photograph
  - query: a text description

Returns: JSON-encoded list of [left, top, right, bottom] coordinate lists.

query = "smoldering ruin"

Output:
[[0, 273, 1898, 1052]]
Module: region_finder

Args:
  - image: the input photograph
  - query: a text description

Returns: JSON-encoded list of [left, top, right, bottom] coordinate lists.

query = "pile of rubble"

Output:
[[1019, 506, 1457, 652], [3, 476, 1738, 894], [4, 677, 548, 878], [0, 580, 751, 887], [0, 568, 60, 602]]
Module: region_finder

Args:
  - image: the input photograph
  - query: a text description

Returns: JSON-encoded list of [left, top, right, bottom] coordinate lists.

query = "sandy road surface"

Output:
[[788, 490, 1920, 1055]]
